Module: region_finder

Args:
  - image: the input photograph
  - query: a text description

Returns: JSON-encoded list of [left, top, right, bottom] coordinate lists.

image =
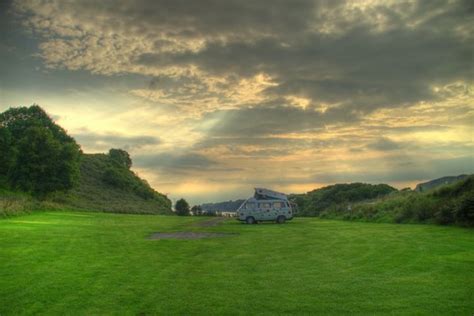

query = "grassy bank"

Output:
[[319, 176, 474, 227], [0, 153, 172, 217], [0, 189, 66, 217], [1, 211, 473, 314]]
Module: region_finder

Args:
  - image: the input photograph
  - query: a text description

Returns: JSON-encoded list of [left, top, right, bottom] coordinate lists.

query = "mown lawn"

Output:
[[0, 212, 473, 315]]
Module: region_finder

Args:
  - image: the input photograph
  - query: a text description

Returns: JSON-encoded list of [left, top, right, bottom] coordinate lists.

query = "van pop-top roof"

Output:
[[254, 188, 288, 201]]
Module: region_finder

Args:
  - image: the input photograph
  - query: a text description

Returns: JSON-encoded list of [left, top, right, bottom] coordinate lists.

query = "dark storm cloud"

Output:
[[13, 0, 473, 116], [74, 132, 161, 152], [77, 0, 319, 39], [137, 26, 470, 109], [134, 0, 472, 112]]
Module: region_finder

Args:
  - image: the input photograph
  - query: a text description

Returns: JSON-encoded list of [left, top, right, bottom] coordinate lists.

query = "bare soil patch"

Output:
[[149, 231, 237, 240]]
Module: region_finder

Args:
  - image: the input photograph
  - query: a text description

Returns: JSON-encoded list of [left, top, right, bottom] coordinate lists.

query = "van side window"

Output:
[[273, 202, 283, 209], [246, 203, 256, 209]]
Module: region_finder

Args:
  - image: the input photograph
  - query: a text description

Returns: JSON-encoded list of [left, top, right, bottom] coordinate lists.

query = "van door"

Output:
[[271, 201, 284, 220], [257, 202, 270, 220], [258, 202, 272, 220]]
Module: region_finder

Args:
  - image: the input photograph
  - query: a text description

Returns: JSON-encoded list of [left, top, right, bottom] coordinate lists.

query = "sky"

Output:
[[0, 0, 473, 205]]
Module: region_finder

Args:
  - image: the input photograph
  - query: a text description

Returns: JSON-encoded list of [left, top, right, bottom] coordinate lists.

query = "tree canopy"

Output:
[[175, 198, 190, 216], [109, 148, 132, 169], [0, 105, 81, 196]]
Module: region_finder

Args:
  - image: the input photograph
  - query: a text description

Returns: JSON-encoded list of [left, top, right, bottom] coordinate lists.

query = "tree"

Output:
[[109, 148, 132, 169], [0, 105, 77, 144], [0, 105, 81, 196], [191, 205, 202, 215], [175, 198, 190, 216], [0, 127, 15, 183]]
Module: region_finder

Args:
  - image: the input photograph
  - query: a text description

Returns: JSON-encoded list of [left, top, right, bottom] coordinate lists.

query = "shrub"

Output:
[[434, 204, 455, 225], [455, 192, 474, 226], [102, 167, 130, 189]]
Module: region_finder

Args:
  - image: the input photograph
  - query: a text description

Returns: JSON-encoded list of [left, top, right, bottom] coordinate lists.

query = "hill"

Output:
[[415, 174, 470, 192], [289, 183, 397, 216], [319, 175, 474, 227], [200, 199, 245, 212], [0, 105, 172, 216], [55, 152, 172, 214], [1, 152, 172, 216]]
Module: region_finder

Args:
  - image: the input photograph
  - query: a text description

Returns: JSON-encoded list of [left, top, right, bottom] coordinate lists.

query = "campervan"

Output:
[[236, 188, 294, 224]]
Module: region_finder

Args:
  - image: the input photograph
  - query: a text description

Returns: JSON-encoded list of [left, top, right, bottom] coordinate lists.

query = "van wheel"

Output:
[[276, 216, 286, 224], [245, 216, 255, 224]]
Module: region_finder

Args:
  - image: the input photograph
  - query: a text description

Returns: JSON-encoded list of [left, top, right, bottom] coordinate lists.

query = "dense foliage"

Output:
[[190, 205, 202, 215], [0, 105, 81, 196], [101, 149, 164, 200], [290, 183, 397, 216], [108, 148, 132, 169], [175, 198, 190, 216], [317, 176, 474, 227]]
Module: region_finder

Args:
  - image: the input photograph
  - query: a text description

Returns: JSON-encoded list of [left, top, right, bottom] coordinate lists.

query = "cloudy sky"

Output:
[[1, 0, 473, 204]]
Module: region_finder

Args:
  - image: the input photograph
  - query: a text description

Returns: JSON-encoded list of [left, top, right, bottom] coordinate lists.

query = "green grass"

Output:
[[1, 212, 473, 315]]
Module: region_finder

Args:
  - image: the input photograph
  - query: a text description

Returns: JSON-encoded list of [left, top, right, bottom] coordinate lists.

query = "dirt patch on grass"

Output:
[[149, 231, 238, 240], [193, 217, 229, 227]]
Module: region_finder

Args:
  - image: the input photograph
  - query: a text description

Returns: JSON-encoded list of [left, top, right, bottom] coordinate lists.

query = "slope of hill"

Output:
[[320, 175, 474, 227], [55, 153, 172, 214], [415, 174, 470, 192], [200, 199, 245, 212], [289, 183, 397, 216]]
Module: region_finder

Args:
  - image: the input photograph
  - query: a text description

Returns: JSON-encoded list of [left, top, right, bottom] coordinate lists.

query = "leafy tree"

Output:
[[102, 167, 130, 189], [191, 205, 202, 215], [0, 105, 81, 196], [10, 126, 80, 196], [175, 198, 190, 216], [109, 148, 132, 169], [0, 127, 15, 183], [0, 105, 77, 144]]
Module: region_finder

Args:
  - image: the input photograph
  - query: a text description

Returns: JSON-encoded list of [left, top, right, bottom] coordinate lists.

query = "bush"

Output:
[[455, 192, 474, 226], [103, 167, 130, 189], [434, 204, 455, 225], [109, 149, 132, 169]]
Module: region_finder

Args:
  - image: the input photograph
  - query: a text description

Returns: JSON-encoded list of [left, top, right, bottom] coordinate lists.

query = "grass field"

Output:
[[1, 212, 473, 315]]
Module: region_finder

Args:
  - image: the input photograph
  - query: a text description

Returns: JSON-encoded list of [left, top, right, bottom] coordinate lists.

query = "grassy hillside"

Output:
[[290, 183, 397, 216], [1, 153, 172, 216], [55, 153, 172, 214], [1, 211, 473, 314], [415, 174, 469, 192], [319, 175, 474, 227]]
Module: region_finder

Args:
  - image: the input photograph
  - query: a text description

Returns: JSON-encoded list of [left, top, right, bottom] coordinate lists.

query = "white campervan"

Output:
[[236, 188, 294, 224]]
